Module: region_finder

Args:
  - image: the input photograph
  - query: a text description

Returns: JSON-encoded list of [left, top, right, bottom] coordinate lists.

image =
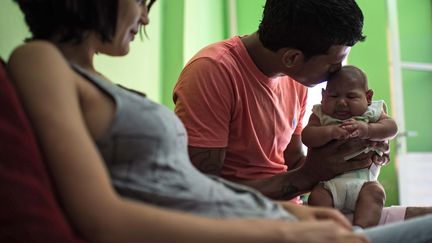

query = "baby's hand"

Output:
[[341, 119, 369, 139], [331, 125, 350, 140]]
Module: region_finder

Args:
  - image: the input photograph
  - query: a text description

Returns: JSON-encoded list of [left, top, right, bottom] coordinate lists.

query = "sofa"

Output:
[[0, 59, 84, 242]]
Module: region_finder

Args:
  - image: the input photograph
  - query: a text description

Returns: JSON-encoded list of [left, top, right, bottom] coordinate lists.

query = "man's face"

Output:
[[290, 45, 351, 87]]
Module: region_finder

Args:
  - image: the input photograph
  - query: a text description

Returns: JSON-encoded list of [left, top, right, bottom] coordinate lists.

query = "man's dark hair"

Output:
[[13, 0, 118, 44], [258, 0, 366, 58]]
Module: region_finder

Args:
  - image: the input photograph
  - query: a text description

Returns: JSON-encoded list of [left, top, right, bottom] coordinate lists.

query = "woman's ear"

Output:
[[366, 89, 374, 105], [281, 48, 304, 68]]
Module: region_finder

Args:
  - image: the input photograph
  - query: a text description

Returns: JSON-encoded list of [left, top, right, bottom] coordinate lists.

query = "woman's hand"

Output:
[[278, 202, 352, 230], [279, 220, 369, 243], [237, 218, 370, 243]]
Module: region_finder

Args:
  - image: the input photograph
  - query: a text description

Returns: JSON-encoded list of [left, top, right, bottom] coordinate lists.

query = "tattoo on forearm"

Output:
[[189, 149, 224, 175], [281, 184, 300, 199]]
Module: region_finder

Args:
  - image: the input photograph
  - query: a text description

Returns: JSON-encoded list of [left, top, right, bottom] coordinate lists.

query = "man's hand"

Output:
[[368, 140, 390, 166], [235, 218, 369, 243], [299, 139, 373, 183]]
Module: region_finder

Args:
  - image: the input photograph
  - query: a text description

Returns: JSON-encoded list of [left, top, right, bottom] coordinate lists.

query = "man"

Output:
[[174, 0, 429, 222]]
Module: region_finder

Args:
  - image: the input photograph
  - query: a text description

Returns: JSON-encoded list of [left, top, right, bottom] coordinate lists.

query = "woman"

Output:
[[7, 0, 432, 242]]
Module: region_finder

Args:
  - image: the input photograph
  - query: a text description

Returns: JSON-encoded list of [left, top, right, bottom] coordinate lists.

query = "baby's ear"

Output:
[[321, 89, 326, 103], [366, 89, 374, 105]]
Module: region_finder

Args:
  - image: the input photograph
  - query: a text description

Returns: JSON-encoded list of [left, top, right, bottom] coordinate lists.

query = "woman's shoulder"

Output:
[[10, 40, 62, 58], [8, 41, 67, 71], [7, 41, 74, 84]]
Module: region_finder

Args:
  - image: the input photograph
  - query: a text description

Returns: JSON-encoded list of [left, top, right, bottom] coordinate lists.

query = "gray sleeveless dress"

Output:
[[72, 64, 296, 220]]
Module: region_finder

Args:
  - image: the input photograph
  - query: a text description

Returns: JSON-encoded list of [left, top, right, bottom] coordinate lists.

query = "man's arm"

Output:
[[283, 134, 305, 170], [189, 139, 374, 200], [188, 147, 226, 175], [188, 145, 314, 199]]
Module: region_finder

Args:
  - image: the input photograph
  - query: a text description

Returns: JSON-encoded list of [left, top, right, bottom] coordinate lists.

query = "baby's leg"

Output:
[[354, 181, 386, 228], [308, 183, 333, 207]]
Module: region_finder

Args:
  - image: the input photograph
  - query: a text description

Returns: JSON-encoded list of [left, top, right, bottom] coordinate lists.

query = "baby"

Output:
[[302, 65, 398, 228]]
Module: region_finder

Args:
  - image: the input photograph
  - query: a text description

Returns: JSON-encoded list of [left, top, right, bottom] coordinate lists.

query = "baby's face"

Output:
[[321, 71, 370, 120]]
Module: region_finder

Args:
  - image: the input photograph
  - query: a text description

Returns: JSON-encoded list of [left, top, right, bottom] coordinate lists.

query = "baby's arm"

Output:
[[302, 113, 350, 148], [341, 113, 398, 141]]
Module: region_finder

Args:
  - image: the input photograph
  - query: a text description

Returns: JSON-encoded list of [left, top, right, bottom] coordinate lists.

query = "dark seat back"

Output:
[[0, 59, 84, 242]]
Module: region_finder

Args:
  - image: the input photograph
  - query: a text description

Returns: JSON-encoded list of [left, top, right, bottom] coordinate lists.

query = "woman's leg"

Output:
[[362, 214, 432, 243]]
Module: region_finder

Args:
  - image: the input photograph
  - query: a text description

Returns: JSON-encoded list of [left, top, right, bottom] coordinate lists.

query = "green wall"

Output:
[[236, 0, 265, 35], [0, 1, 27, 60], [160, 0, 184, 109], [183, 0, 228, 63], [398, 0, 432, 152]]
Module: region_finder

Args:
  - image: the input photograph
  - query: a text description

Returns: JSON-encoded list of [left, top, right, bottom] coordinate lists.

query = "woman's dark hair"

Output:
[[258, 0, 366, 59], [148, 0, 156, 12], [13, 0, 118, 44]]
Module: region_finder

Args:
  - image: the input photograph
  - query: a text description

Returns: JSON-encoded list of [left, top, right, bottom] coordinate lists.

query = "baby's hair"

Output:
[[329, 65, 368, 90]]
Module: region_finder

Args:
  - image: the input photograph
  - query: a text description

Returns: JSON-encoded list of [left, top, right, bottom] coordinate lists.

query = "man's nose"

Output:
[[329, 63, 342, 74]]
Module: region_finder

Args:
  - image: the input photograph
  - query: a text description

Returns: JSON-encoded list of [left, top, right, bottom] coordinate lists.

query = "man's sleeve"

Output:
[[173, 58, 234, 148], [293, 86, 308, 135]]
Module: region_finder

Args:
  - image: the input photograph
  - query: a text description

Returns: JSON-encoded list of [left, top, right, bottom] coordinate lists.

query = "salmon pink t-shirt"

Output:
[[174, 36, 307, 180]]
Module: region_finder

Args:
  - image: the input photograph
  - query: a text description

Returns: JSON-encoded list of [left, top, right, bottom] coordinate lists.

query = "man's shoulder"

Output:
[[188, 36, 243, 66]]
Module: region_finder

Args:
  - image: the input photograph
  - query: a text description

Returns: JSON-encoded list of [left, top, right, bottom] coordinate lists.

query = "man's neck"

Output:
[[240, 32, 283, 78]]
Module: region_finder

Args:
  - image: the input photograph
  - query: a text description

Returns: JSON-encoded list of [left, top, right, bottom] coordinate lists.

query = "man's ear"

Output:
[[281, 48, 304, 68], [366, 89, 374, 105]]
